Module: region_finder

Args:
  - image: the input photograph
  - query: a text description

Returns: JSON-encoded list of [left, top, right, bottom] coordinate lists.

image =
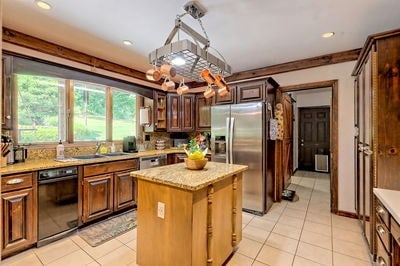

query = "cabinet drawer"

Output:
[[377, 235, 391, 266], [1, 172, 33, 192], [376, 200, 390, 228], [391, 217, 400, 246], [376, 215, 391, 253], [83, 159, 138, 177]]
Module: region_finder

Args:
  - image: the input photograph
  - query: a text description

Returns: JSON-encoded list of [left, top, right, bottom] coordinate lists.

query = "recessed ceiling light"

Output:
[[123, 40, 133, 46], [35, 0, 52, 10], [322, 32, 335, 38], [171, 57, 186, 66]]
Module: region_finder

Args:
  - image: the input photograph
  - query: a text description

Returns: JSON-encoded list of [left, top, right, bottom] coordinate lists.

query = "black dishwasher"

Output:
[[38, 166, 78, 246]]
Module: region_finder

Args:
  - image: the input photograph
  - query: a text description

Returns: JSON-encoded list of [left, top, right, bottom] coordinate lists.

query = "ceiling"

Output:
[[3, 0, 400, 75]]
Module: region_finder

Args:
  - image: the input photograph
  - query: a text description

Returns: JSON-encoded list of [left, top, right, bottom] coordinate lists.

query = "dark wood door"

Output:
[[167, 94, 181, 132], [2, 188, 36, 256], [299, 107, 330, 171], [153, 91, 167, 131], [82, 174, 114, 223], [114, 170, 136, 211], [282, 94, 293, 188], [181, 95, 195, 132], [195, 94, 212, 130]]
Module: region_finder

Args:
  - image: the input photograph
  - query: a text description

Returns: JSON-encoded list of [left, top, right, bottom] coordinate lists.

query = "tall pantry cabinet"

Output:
[[353, 29, 400, 258]]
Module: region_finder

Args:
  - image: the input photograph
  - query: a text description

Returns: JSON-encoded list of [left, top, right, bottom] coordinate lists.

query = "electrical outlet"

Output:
[[157, 202, 165, 219]]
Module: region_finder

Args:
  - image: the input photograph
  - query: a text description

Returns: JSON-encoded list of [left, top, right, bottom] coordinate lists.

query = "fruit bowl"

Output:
[[184, 158, 208, 170]]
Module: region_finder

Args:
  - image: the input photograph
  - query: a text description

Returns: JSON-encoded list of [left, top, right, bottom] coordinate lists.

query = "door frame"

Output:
[[279, 80, 339, 214]]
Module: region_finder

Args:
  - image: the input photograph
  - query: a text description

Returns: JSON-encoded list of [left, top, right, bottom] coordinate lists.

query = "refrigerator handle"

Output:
[[226, 117, 230, 164], [230, 117, 234, 164]]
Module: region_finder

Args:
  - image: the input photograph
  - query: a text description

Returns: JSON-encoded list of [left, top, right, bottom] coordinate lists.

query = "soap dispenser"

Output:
[[56, 140, 65, 160]]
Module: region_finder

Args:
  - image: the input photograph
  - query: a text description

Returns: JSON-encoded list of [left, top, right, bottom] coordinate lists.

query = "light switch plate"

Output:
[[157, 202, 165, 219]]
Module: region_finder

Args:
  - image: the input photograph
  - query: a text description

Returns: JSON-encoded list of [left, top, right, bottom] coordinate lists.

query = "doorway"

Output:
[[298, 107, 330, 171]]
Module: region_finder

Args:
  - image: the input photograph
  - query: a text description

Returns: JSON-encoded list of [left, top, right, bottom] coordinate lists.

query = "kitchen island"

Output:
[[130, 162, 248, 266]]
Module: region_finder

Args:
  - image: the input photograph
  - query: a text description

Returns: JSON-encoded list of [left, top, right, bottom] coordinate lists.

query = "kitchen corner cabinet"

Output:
[[153, 91, 167, 131], [1, 172, 37, 258], [2, 55, 12, 130], [195, 94, 212, 130], [167, 94, 195, 132], [81, 159, 139, 223], [353, 29, 400, 257]]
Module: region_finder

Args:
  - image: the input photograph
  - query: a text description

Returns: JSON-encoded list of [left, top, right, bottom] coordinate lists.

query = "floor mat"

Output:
[[78, 210, 137, 247]]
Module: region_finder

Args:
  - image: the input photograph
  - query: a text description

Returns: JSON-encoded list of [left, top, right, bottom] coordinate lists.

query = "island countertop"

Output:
[[130, 161, 248, 191]]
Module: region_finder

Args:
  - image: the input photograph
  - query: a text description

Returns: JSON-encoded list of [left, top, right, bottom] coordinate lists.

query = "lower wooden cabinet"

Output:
[[82, 174, 114, 223], [81, 159, 138, 224], [1, 172, 37, 258]]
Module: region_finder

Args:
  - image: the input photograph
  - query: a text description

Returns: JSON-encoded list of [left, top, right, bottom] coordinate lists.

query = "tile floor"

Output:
[[2, 171, 373, 266]]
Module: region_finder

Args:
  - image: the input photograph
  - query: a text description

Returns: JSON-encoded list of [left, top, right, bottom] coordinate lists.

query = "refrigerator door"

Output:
[[211, 105, 231, 163], [231, 102, 265, 213]]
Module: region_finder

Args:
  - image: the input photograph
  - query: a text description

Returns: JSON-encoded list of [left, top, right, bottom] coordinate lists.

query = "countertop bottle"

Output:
[[56, 140, 65, 160], [110, 142, 116, 153]]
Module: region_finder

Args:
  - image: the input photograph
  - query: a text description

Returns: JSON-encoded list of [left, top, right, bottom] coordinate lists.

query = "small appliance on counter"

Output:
[[173, 138, 188, 148], [14, 145, 27, 163], [123, 136, 138, 153]]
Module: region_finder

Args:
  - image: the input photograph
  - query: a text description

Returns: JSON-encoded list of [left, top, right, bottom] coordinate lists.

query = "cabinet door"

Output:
[[2, 56, 12, 130], [181, 94, 195, 132], [114, 170, 136, 211], [82, 174, 114, 223], [237, 80, 265, 103], [2, 188, 36, 256], [153, 91, 167, 131], [196, 94, 212, 130], [214, 86, 235, 105], [167, 94, 181, 132]]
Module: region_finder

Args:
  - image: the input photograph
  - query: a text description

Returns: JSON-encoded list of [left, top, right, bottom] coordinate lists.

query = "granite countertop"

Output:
[[0, 148, 188, 175], [131, 162, 248, 191], [374, 188, 400, 225]]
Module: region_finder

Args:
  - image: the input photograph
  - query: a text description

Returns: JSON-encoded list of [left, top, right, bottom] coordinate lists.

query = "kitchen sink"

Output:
[[72, 154, 107, 160], [103, 152, 131, 156]]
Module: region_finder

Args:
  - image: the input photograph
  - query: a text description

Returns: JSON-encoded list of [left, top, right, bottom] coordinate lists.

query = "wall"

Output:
[[290, 88, 332, 170], [269, 61, 356, 213]]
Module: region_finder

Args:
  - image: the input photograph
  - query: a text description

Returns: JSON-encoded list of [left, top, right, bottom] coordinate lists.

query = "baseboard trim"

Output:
[[336, 210, 358, 219]]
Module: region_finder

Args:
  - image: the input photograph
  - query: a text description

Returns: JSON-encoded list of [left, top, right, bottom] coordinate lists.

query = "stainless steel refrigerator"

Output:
[[211, 102, 274, 215]]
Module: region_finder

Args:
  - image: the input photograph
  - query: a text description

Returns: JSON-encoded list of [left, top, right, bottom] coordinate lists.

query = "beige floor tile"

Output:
[[87, 262, 100, 266], [266, 232, 299, 254], [1, 250, 42, 266], [247, 217, 276, 231], [303, 221, 331, 237], [97, 245, 137, 266], [116, 229, 137, 244], [282, 207, 307, 219], [236, 237, 263, 259], [34, 238, 80, 265], [47, 250, 94, 266], [296, 242, 332, 265], [306, 212, 331, 226], [332, 227, 365, 246], [278, 214, 305, 229], [225, 252, 254, 266], [252, 261, 269, 266], [332, 238, 370, 262], [260, 210, 281, 222], [333, 252, 372, 266], [272, 223, 302, 240], [293, 256, 324, 266], [286, 200, 309, 211], [126, 262, 138, 266], [256, 245, 294, 266], [332, 215, 362, 233], [242, 225, 270, 243], [269, 202, 287, 213], [300, 230, 332, 250], [242, 212, 255, 225], [125, 239, 137, 251], [69, 234, 124, 259]]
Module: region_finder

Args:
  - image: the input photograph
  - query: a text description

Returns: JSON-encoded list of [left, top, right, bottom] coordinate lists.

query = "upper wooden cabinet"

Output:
[[167, 94, 195, 132], [196, 94, 212, 131], [2, 55, 12, 130], [153, 91, 167, 131], [214, 86, 236, 105]]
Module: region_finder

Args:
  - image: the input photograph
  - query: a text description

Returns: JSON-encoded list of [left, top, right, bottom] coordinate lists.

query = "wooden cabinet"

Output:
[[1, 172, 37, 258], [153, 91, 167, 131], [81, 159, 139, 223], [214, 86, 236, 105], [167, 94, 195, 132], [236, 80, 265, 103], [353, 29, 400, 257], [195, 94, 212, 130], [2, 55, 12, 130]]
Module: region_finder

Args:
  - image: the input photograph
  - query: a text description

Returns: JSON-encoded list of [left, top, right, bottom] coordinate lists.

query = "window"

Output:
[[112, 89, 137, 140], [73, 82, 106, 141], [17, 74, 66, 143]]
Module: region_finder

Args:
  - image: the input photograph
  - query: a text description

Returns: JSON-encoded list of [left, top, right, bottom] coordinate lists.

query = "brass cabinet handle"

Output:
[[376, 206, 385, 215], [6, 178, 24, 185], [377, 225, 386, 235], [377, 256, 386, 266]]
